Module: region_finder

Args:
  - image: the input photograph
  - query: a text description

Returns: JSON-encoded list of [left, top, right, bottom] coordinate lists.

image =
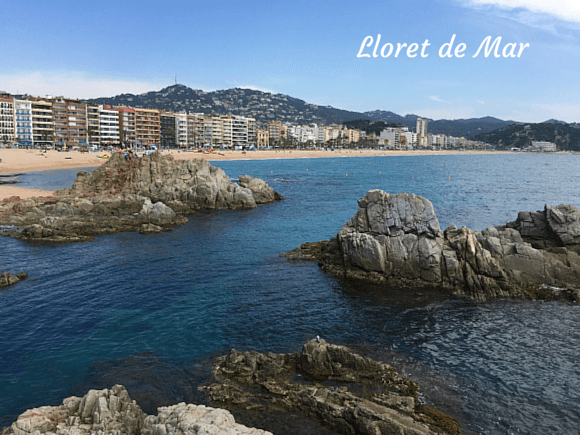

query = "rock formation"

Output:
[[0, 271, 27, 288], [0, 385, 272, 435], [0, 152, 282, 242], [287, 190, 580, 301], [68, 152, 283, 213], [202, 339, 459, 435]]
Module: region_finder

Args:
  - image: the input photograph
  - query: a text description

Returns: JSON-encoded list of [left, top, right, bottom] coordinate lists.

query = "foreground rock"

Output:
[[287, 190, 580, 301], [68, 152, 283, 213], [202, 339, 459, 435], [0, 152, 282, 242], [0, 385, 272, 435], [0, 271, 27, 288]]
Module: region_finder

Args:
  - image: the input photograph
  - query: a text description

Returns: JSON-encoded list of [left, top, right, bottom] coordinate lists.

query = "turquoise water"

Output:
[[1, 154, 579, 435]]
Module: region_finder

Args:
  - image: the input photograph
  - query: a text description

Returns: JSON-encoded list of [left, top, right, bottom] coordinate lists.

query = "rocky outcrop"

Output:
[[0, 153, 282, 242], [202, 339, 460, 435], [142, 403, 272, 435], [289, 190, 580, 301], [68, 153, 283, 213], [238, 175, 283, 204], [0, 194, 187, 242], [0, 385, 272, 435], [0, 271, 27, 288]]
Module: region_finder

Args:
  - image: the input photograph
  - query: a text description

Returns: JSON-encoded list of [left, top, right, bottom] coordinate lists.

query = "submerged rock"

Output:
[[0, 385, 272, 435], [0, 271, 27, 288], [202, 339, 459, 435], [0, 153, 282, 242], [289, 190, 580, 301]]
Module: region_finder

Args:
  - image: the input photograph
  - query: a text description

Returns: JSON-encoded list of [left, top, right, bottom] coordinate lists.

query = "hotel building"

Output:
[[13, 98, 33, 147], [0, 93, 15, 144], [135, 108, 160, 146], [30, 98, 53, 147]]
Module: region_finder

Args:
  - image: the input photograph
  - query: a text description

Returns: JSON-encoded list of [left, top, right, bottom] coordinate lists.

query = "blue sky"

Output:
[[2, 0, 580, 122]]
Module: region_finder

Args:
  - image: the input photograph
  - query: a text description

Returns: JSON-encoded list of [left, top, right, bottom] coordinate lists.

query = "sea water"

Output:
[[1, 154, 579, 435]]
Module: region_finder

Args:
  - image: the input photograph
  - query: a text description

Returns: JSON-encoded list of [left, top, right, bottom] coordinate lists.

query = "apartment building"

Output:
[[0, 93, 15, 144], [268, 121, 282, 144], [231, 115, 255, 148], [531, 141, 557, 152], [256, 128, 269, 148], [187, 113, 204, 147], [99, 106, 120, 145], [52, 98, 87, 145], [160, 113, 176, 148], [416, 117, 428, 148], [113, 107, 136, 148], [13, 98, 33, 147], [86, 104, 100, 146], [175, 113, 188, 148], [135, 108, 160, 146], [30, 98, 53, 146]]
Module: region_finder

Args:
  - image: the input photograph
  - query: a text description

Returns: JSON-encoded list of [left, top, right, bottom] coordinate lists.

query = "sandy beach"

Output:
[[0, 148, 508, 201]]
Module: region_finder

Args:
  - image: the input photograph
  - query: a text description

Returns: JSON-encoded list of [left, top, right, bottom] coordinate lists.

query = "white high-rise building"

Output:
[[416, 117, 428, 148], [14, 99, 33, 147], [99, 106, 120, 145]]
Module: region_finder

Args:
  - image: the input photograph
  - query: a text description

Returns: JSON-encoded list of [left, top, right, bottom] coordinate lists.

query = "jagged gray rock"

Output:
[[238, 175, 284, 204], [203, 339, 459, 435], [0, 385, 272, 435], [0, 271, 27, 288], [138, 198, 177, 225], [69, 153, 283, 213], [142, 403, 273, 435], [289, 190, 580, 301], [0, 153, 282, 242]]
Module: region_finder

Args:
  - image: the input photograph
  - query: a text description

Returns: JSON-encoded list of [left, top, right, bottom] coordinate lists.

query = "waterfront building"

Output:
[[232, 115, 254, 148], [430, 134, 448, 149], [13, 98, 33, 147], [531, 141, 557, 152], [30, 98, 53, 147], [135, 108, 160, 146], [187, 113, 204, 147], [98, 106, 120, 146], [175, 112, 188, 148], [416, 117, 428, 148], [51, 98, 87, 145], [113, 107, 136, 148], [0, 93, 15, 145], [268, 121, 280, 143], [256, 128, 269, 148], [160, 112, 177, 148], [86, 104, 101, 146]]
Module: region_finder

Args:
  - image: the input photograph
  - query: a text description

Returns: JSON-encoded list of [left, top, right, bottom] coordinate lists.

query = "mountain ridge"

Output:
[[86, 84, 558, 138]]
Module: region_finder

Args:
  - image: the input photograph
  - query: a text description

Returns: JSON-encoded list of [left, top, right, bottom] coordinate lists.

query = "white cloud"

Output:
[[0, 71, 161, 99], [462, 0, 580, 24], [430, 95, 451, 104]]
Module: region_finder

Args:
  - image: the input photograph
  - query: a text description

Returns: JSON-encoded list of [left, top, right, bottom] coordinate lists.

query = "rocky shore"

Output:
[[286, 190, 580, 301], [0, 384, 272, 435], [203, 339, 459, 435], [0, 152, 282, 242], [1, 341, 459, 435]]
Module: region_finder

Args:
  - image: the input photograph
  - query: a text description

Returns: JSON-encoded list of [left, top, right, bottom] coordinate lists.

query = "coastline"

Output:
[[0, 148, 519, 174], [0, 147, 549, 202]]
